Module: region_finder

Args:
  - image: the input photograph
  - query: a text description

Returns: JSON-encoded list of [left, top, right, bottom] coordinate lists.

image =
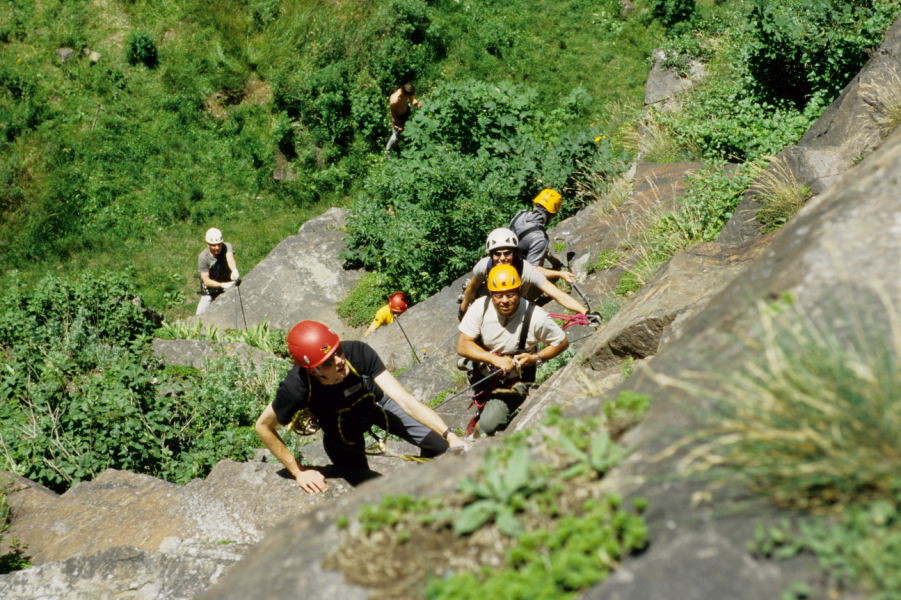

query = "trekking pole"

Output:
[[235, 279, 247, 329], [394, 314, 421, 363]]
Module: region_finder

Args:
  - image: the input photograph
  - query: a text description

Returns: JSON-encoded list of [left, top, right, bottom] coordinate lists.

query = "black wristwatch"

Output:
[[441, 427, 452, 440], [534, 354, 543, 366]]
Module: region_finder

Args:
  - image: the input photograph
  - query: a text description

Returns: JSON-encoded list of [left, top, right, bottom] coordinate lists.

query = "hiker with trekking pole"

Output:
[[196, 227, 240, 315], [255, 320, 468, 494], [458, 228, 588, 319], [456, 264, 569, 437]]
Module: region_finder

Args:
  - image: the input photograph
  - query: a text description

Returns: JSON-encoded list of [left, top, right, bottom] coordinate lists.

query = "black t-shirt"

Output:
[[272, 341, 387, 431]]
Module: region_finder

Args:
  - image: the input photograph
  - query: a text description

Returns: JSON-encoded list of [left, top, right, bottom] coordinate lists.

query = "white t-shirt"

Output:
[[458, 296, 566, 355]]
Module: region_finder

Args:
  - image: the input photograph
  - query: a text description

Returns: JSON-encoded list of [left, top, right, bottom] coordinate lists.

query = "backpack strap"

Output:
[[516, 301, 536, 355]]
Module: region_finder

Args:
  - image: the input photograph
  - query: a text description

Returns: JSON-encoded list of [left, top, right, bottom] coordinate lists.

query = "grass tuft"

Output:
[[858, 69, 901, 141], [659, 291, 901, 512], [750, 155, 812, 233]]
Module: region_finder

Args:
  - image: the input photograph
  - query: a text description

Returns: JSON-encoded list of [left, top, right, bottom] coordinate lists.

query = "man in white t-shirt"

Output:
[[457, 264, 569, 436]]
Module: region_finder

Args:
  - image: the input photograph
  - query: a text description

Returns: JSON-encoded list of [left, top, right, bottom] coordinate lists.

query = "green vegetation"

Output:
[[617, 163, 752, 296], [155, 319, 289, 357], [751, 504, 901, 599], [336, 272, 393, 328], [603, 390, 651, 438], [688, 304, 899, 510], [428, 495, 647, 600], [0, 271, 283, 492], [587, 249, 621, 274], [1, 3, 899, 587], [331, 417, 648, 598], [650, 0, 898, 163], [358, 494, 444, 534], [342, 82, 631, 302], [535, 347, 575, 385], [0, 0, 658, 318], [454, 445, 547, 537], [751, 156, 812, 232], [666, 294, 900, 597], [0, 485, 30, 574]]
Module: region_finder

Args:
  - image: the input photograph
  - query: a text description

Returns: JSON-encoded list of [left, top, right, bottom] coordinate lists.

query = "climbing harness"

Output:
[[461, 301, 536, 435]]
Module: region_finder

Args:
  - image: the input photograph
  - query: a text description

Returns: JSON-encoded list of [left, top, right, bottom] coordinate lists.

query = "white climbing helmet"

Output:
[[485, 228, 519, 254], [205, 227, 223, 244]]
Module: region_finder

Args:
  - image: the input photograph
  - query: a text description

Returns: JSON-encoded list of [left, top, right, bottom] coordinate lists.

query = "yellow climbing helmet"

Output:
[[487, 264, 522, 292], [533, 188, 563, 214]]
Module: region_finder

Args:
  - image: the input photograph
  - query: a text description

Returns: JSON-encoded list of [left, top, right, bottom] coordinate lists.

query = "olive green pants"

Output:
[[478, 385, 529, 436]]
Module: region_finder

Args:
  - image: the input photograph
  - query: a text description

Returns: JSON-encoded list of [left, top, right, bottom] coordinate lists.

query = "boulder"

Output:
[[151, 338, 279, 369], [192, 208, 363, 338], [644, 48, 707, 111], [0, 545, 237, 600], [55, 47, 75, 62], [195, 446, 485, 600], [514, 237, 769, 433]]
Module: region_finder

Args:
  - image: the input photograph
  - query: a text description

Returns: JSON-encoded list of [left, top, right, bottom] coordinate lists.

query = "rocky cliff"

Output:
[[1, 19, 898, 600]]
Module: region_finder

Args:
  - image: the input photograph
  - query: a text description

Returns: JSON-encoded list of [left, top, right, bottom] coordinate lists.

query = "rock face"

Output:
[[0, 440, 430, 599], [193, 207, 363, 338], [3, 20, 899, 600], [585, 126, 901, 599], [151, 338, 278, 369]]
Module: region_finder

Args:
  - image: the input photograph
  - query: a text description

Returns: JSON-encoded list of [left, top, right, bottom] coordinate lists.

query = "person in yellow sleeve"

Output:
[[363, 291, 409, 337]]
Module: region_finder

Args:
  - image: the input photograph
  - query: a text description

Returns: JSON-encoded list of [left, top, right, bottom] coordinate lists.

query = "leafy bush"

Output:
[[655, 0, 900, 162], [0, 271, 281, 492], [343, 80, 624, 300], [125, 30, 159, 68], [651, 0, 696, 31], [744, 0, 898, 108]]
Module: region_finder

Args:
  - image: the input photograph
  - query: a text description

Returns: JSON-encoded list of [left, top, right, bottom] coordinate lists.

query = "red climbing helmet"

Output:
[[388, 291, 408, 313], [286, 320, 340, 369]]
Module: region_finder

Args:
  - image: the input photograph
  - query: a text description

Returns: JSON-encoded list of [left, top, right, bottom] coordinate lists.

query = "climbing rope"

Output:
[[547, 311, 602, 330]]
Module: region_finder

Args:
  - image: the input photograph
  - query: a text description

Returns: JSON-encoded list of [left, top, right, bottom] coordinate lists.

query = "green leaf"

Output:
[[557, 431, 588, 461], [495, 505, 524, 537], [453, 499, 498, 536], [502, 446, 531, 498]]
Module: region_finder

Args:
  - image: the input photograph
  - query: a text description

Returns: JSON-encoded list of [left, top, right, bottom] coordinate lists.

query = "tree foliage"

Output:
[[0, 271, 279, 492], [342, 80, 625, 301]]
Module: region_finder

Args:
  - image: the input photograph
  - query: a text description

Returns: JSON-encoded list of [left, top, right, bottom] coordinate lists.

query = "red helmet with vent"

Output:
[[388, 292, 408, 313], [286, 321, 340, 369]]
